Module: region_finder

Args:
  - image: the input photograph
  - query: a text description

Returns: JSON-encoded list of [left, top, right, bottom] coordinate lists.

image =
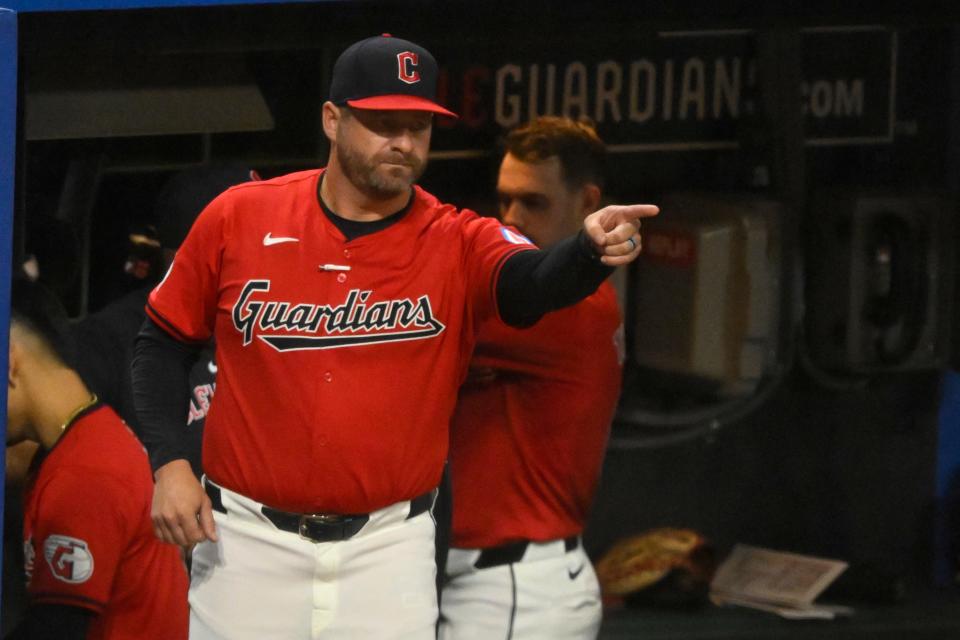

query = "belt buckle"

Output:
[[298, 513, 344, 541]]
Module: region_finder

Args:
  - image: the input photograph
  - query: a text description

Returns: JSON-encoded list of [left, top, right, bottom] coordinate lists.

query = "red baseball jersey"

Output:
[[448, 281, 623, 548], [146, 169, 534, 513], [22, 403, 188, 640]]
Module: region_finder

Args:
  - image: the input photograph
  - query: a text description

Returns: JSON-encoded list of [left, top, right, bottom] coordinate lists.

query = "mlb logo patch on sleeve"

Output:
[[44, 534, 95, 584], [501, 227, 533, 245]]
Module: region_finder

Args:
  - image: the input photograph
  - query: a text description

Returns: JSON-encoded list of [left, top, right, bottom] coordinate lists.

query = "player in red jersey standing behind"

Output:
[[440, 117, 623, 640], [5, 278, 188, 640], [132, 35, 655, 639]]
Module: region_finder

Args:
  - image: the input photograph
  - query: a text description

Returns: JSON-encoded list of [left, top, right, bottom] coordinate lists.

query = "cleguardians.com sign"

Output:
[[429, 26, 895, 153]]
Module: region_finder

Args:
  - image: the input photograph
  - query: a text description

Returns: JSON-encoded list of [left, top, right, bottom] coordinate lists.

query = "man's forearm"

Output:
[[496, 230, 613, 327], [130, 317, 200, 472]]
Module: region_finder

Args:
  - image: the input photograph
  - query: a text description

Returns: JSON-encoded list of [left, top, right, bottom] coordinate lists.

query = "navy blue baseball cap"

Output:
[[329, 34, 458, 118]]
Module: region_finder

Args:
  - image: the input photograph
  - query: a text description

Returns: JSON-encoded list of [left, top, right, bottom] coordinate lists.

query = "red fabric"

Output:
[[23, 405, 188, 640], [147, 170, 533, 513], [449, 282, 623, 548]]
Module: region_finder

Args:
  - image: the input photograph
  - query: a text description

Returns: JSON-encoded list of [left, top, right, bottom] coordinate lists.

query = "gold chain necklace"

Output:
[[59, 394, 98, 432]]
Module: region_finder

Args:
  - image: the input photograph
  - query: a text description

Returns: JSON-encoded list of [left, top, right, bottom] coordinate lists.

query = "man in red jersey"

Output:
[[5, 278, 188, 640], [440, 117, 623, 639], [132, 34, 655, 639]]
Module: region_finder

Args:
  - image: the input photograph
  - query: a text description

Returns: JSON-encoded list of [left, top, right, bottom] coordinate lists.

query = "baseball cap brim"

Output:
[[346, 94, 458, 119]]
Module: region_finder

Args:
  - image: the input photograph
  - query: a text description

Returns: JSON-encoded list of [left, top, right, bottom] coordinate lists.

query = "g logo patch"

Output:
[[43, 535, 94, 584]]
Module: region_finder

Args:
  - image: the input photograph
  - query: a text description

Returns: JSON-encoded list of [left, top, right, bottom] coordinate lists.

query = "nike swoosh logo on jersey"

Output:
[[263, 233, 299, 246], [568, 564, 585, 580]]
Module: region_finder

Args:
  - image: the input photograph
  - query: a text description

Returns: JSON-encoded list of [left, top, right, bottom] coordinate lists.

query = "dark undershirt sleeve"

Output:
[[496, 230, 614, 327], [6, 603, 92, 640], [131, 316, 202, 472]]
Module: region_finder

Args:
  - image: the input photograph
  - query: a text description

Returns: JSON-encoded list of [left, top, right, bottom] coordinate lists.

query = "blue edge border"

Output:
[[0, 6, 16, 611]]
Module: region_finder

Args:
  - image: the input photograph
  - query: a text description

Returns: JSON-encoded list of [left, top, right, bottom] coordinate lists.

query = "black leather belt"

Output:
[[475, 536, 579, 569], [205, 481, 434, 543]]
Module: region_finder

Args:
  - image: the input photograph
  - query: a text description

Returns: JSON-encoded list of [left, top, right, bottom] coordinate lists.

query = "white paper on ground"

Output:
[[709, 544, 851, 619]]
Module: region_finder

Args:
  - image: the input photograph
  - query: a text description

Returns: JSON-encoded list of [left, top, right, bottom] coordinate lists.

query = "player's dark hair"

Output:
[[9, 277, 77, 367], [503, 116, 607, 190]]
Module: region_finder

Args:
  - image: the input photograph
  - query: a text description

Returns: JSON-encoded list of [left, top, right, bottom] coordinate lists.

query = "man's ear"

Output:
[[580, 183, 602, 217], [322, 101, 341, 144]]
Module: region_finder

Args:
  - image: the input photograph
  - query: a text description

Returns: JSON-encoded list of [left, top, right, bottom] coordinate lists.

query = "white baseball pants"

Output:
[[439, 539, 602, 640], [188, 483, 438, 639]]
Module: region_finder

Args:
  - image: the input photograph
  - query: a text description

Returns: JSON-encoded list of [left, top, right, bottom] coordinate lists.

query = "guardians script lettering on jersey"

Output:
[[232, 280, 446, 351]]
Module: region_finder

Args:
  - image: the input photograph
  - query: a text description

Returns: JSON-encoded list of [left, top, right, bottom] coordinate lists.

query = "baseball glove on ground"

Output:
[[595, 527, 715, 608]]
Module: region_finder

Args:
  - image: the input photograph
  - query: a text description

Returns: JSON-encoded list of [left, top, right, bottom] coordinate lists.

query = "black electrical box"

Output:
[[804, 192, 953, 373]]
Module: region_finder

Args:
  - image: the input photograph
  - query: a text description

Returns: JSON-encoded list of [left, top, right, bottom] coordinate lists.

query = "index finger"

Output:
[[614, 204, 659, 221], [620, 204, 660, 228], [584, 204, 659, 248], [592, 203, 660, 220]]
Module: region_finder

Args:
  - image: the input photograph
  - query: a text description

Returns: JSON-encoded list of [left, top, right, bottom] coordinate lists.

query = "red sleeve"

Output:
[[27, 471, 135, 612], [146, 192, 230, 342], [458, 209, 536, 322]]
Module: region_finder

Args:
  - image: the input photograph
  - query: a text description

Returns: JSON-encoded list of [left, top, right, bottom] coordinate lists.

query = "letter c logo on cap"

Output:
[[397, 52, 420, 84]]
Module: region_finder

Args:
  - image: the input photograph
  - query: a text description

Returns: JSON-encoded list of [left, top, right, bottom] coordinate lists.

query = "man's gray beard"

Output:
[[337, 142, 426, 200]]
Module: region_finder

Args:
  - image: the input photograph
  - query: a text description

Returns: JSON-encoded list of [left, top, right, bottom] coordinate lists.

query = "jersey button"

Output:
[[337, 273, 347, 283], [343, 249, 352, 258], [324, 371, 333, 382]]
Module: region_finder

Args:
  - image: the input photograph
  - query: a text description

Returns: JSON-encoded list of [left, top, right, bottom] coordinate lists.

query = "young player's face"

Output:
[[5, 388, 27, 445], [6, 334, 29, 446], [497, 153, 590, 250], [335, 107, 432, 199]]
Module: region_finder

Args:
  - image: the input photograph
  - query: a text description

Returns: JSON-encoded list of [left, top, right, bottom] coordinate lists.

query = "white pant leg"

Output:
[[189, 487, 438, 640], [439, 549, 511, 640], [189, 508, 316, 640], [439, 544, 601, 640], [328, 510, 438, 639]]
